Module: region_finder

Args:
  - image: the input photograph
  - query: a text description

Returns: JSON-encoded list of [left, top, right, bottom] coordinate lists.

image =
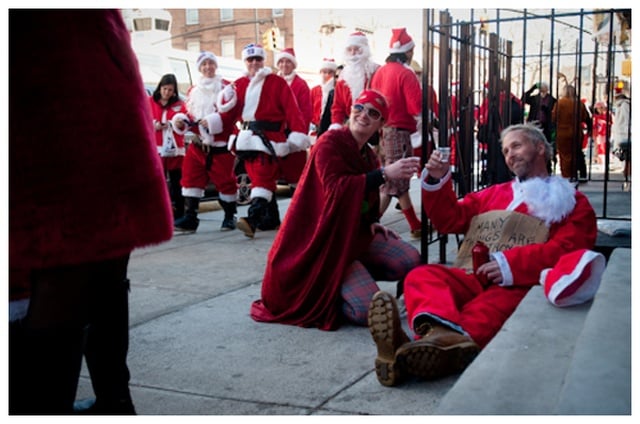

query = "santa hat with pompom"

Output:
[[389, 27, 415, 54], [276, 47, 297, 68], [540, 249, 606, 307]]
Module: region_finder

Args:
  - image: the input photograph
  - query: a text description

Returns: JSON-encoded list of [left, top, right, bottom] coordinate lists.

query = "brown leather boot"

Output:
[[367, 291, 410, 387], [395, 324, 479, 381]]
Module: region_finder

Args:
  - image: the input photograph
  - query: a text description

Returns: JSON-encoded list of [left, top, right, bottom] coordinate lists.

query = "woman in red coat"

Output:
[[148, 74, 188, 219], [9, 10, 173, 414]]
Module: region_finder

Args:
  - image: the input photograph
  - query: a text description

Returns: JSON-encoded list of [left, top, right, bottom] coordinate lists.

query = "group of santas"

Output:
[[152, 28, 430, 238]]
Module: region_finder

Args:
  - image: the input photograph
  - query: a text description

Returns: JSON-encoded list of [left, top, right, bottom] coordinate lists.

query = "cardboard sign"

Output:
[[453, 211, 549, 270]]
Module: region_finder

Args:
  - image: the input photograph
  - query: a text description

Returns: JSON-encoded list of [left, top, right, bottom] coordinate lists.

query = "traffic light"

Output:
[[261, 27, 279, 51], [262, 29, 272, 51]]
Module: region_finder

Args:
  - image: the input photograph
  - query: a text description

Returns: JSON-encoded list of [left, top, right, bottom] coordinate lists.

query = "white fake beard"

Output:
[[187, 76, 222, 119]]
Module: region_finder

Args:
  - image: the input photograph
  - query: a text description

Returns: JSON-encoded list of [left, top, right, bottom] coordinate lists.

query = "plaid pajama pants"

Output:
[[340, 232, 421, 325]]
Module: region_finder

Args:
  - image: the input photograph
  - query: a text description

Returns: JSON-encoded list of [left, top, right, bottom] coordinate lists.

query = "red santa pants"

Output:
[[180, 146, 237, 196], [404, 264, 529, 349], [279, 150, 308, 185], [244, 153, 281, 195]]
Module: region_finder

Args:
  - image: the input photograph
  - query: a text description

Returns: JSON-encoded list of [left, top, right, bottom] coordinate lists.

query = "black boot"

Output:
[[168, 169, 184, 220], [236, 197, 268, 238], [9, 322, 85, 414], [257, 196, 281, 231], [174, 197, 200, 233], [74, 276, 136, 415], [218, 199, 237, 231]]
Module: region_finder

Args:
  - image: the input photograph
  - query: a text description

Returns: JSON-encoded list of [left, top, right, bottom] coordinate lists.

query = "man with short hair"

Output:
[[368, 123, 597, 387], [310, 58, 338, 138]]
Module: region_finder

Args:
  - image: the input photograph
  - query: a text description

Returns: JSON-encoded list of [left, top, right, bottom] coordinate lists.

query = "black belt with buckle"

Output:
[[242, 120, 282, 132]]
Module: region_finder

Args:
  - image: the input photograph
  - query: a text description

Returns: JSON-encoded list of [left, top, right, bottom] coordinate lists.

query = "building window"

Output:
[[155, 18, 170, 31], [221, 39, 235, 58], [272, 9, 284, 17], [133, 17, 151, 31], [220, 9, 233, 22], [186, 9, 199, 25], [186, 40, 200, 53]]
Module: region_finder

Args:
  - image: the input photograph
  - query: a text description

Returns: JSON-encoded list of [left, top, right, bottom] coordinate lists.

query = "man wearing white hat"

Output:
[[329, 31, 380, 130], [276, 47, 312, 193], [371, 28, 423, 239], [227, 44, 310, 238], [310, 58, 338, 137], [368, 123, 598, 387], [172, 50, 239, 233]]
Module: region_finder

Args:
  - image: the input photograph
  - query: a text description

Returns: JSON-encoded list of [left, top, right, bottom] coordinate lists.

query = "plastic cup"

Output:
[[438, 147, 451, 163]]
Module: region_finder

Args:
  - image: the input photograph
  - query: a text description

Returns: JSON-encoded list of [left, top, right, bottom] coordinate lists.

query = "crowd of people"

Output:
[[9, 9, 627, 415]]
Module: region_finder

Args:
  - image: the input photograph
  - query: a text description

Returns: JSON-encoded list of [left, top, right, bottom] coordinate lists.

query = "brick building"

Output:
[[167, 8, 294, 65]]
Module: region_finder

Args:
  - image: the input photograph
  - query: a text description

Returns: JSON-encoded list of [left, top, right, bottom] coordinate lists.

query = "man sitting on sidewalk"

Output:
[[368, 123, 597, 387]]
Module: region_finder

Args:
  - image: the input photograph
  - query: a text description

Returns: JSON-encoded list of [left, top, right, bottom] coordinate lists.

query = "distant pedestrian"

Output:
[[310, 58, 338, 138], [330, 31, 380, 133], [371, 27, 423, 239], [551, 85, 591, 181], [228, 44, 310, 238], [148, 73, 188, 220], [276, 47, 312, 194], [612, 88, 631, 190], [173, 51, 239, 233]]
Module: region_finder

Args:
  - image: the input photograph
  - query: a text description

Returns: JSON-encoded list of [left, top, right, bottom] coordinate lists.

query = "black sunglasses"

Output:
[[352, 103, 382, 121]]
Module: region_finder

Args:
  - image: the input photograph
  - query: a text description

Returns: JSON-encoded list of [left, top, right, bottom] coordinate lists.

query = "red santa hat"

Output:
[[345, 31, 369, 49], [320, 58, 337, 72], [275, 47, 297, 67], [197, 51, 218, 69], [389, 27, 415, 54], [242, 43, 266, 61], [354, 89, 389, 121], [539, 249, 606, 307]]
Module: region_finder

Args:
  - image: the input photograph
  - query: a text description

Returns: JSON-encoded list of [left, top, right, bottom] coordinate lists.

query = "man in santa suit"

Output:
[[172, 51, 239, 233], [228, 44, 310, 238], [368, 123, 597, 387], [310, 58, 338, 138], [276, 47, 312, 194], [371, 28, 423, 239], [329, 31, 380, 131]]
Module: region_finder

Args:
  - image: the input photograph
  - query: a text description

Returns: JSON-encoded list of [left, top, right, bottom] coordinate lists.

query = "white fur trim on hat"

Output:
[[540, 249, 606, 307], [276, 48, 297, 68], [320, 58, 337, 71], [345, 31, 369, 49], [389, 28, 415, 54], [197, 51, 218, 69], [242, 44, 266, 61]]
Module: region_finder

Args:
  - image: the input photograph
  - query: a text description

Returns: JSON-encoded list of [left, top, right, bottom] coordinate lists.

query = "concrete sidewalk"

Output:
[[75, 171, 632, 416]]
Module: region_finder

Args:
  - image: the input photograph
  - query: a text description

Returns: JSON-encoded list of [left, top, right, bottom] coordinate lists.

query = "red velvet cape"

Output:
[[250, 127, 380, 330]]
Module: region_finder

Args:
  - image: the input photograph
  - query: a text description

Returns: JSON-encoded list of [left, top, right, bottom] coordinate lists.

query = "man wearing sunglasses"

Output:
[[227, 44, 310, 238], [251, 89, 421, 331]]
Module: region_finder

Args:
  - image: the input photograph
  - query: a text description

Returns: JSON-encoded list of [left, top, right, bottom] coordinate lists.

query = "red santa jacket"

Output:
[[421, 172, 597, 287], [148, 96, 188, 156], [10, 9, 173, 300], [173, 76, 238, 147], [370, 61, 422, 132], [229, 67, 310, 157], [283, 73, 312, 130]]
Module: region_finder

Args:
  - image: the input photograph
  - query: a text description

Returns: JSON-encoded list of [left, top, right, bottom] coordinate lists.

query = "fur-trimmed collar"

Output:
[[513, 176, 576, 226]]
